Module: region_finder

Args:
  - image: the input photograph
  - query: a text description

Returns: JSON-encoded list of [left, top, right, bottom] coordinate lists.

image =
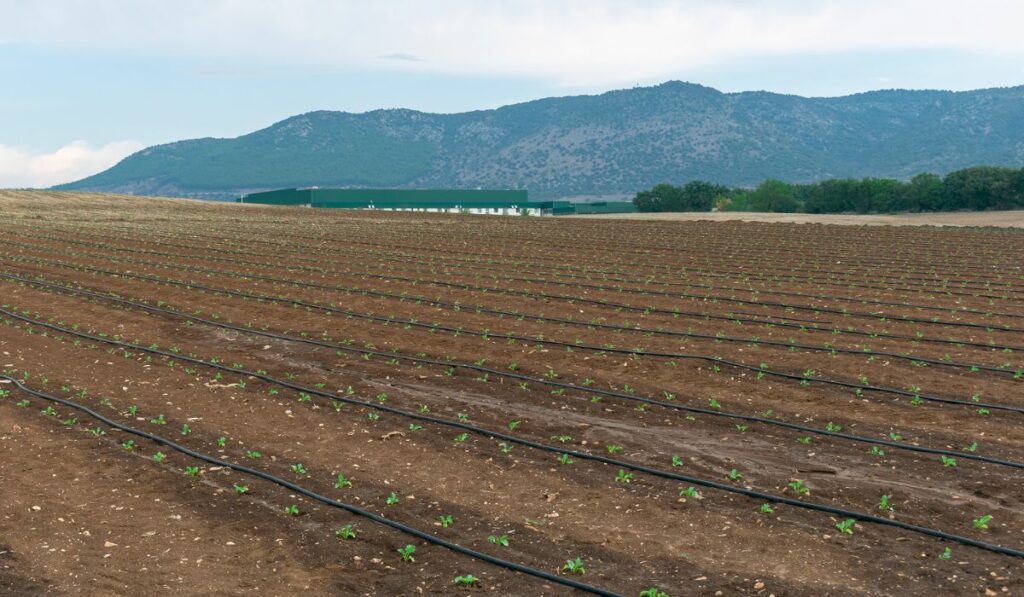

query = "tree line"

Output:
[[631, 166, 1024, 213]]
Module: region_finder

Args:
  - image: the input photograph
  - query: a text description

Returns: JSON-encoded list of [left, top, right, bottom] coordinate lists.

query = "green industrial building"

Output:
[[238, 188, 634, 216]]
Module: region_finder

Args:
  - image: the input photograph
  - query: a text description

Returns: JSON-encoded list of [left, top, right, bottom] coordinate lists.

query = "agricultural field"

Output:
[[1, 190, 1022, 596]]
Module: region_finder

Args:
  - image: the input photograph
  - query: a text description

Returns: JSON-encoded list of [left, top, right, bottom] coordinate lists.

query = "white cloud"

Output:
[[1, 0, 1022, 87], [0, 140, 144, 188]]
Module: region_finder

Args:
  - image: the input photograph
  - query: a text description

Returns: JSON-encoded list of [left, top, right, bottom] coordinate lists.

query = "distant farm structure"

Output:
[[238, 188, 636, 216]]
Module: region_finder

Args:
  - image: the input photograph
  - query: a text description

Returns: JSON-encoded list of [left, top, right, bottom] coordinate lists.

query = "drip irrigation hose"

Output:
[[3, 373, 1023, 562], [47, 219, 1024, 302], [14, 247, 1017, 378], [6, 271, 1022, 415], [10, 238, 1024, 355], [4, 281, 1024, 472], [0, 375, 622, 596], [4, 305, 1024, 560]]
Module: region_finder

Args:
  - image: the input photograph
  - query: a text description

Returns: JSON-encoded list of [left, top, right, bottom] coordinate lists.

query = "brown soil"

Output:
[[0, 190, 1021, 596]]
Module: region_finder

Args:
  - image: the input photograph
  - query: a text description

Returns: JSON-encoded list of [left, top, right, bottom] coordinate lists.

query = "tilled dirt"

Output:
[[0, 191, 1021, 596]]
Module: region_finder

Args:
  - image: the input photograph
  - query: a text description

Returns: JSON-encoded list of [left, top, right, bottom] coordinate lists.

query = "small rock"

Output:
[[754, 582, 765, 590], [104, 541, 117, 548]]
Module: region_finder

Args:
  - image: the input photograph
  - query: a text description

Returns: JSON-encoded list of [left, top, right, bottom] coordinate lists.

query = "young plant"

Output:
[[233, 484, 249, 495], [679, 486, 701, 500], [878, 494, 892, 512], [759, 503, 775, 515], [336, 524, 357, 540], [283, 504, 300, 516], [453, 574, 479, 587], [335, 473, 353, 489], [788, 480, 810, 496], [152, 451, 166, 462], [487, 534, 510, 547], [438, 514, 454, 528], [726, 468, 742, 482], [615, 469, 634, 484], [562, 557, 586, 575], [291, 463, 307, 475], [386, 491, 399, 506], [397, 544, 416, 563], [184, 466, 200, 477], [835, 518, 856, 535], [671, 455, 684, 467], [639, 588, 668, 597], [972, 514, 993, 530]]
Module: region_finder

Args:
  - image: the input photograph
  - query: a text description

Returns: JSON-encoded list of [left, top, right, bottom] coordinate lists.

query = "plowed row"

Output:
[[1, 191, 1021, 596]]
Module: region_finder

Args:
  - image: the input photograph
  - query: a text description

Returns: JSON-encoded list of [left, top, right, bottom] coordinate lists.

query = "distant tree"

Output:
[[904, 172, 943, 212], [634, 165, 1024, 214], [632, 183, 684, 212], [746, 179, 800, 212], [680, 180, 729, 211]]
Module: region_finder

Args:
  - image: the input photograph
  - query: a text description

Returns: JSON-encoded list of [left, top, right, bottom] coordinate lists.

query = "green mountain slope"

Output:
[[57, 81, 1024, 199]]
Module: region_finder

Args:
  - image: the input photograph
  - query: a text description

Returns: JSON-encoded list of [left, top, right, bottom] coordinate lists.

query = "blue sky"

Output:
[[2, 0, 1023, 187]]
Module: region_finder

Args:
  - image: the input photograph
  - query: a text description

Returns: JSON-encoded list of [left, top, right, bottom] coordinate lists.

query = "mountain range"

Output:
[[57, 81, 1024, 199]]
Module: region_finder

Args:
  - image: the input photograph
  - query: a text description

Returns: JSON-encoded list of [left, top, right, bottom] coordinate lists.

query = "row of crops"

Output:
[[0, 196, 1021, 595]]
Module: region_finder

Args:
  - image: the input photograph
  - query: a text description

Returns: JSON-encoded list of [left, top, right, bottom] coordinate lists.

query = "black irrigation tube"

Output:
[[3, 327, 1024, 562], [132, 220, 1024, 298], [7, 270, 1021, 416], [37, 220, 1024, 302], [15, 230, 1024, 332], [39, 224, 1022, 321], [4, 282, 1023, 473], [0, 376, 621, 596], [9, 243, 1024, 358], [3, 237, 838, 330], [19, 250, 1019, 378]]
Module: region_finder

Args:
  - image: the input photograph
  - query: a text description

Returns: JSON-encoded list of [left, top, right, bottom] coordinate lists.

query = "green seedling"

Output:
[[185, 466, 200, 477], [233, 484, 249, 494], [760, 503, 775, 515], [335, 473, 353, 489], [386, 492, 399, 505], [562, 557, 586, 575], [283, 504, 300, 516], [671, 455, 684, 467], [453, 575, 479, 587], [972, 514, 992, 530], [152, 452, 166, 462], [488, 534, 510, 547], [835, 518, 856, 535], [291, 463, 307, 475], [397, 544, 416, 563], [788, 480, 810, 496], [438, 515, 453, 528], [336, 524, 357, 540], [679, 486, 701, 500]]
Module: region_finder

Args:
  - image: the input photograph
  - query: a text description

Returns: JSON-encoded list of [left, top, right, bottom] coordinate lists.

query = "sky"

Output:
[[2, 0, 1024, 188]]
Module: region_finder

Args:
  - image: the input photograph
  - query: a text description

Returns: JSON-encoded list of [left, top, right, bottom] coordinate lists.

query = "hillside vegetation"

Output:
[[58, 81, 1024, 199]]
